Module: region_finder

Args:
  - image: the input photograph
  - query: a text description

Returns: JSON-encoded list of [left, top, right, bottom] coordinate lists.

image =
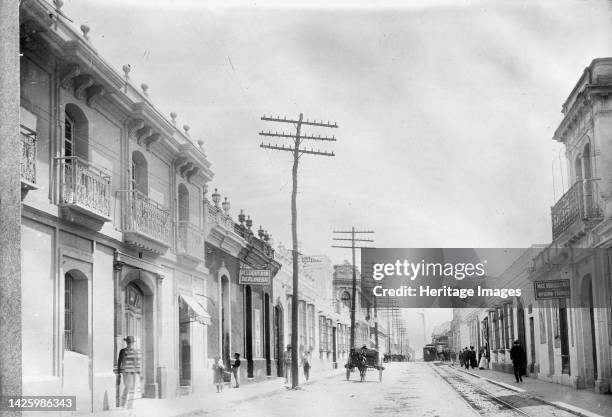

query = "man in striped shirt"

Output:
[[117, 336, 142, 409]]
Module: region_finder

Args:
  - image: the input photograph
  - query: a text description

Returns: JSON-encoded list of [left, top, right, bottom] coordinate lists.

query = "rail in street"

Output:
[[430, 363, 585, 417]]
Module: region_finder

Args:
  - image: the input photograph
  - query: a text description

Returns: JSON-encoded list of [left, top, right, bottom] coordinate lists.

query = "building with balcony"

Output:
[[18, 0, 215, 412], [271, 245, 342, 377], [203, 198, 281, 384]]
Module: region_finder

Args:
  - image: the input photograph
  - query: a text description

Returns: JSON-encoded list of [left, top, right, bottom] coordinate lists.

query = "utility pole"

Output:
[[259, 113, 337, 389], [332, 228, 374, 353]]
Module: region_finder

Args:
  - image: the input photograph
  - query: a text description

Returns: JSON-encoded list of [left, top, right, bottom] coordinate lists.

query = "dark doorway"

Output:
[[245, 286, 253, 378], [529, 317, 536, 373], [221, 276, 230, 368], [559, 298, 571, 375], [264, 293, 271, 376], [332, 326, 337, 368], [274, 304, 283, 377], [178, 300, 191, 391]]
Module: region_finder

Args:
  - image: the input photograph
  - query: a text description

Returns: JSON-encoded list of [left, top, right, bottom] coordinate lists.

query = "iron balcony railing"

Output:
[[120, 190, 171, 245], [177, 220, 204, 260], [21, 125, 37, 186], [59, 156, 111, 219], [551, 179, 602, 240]]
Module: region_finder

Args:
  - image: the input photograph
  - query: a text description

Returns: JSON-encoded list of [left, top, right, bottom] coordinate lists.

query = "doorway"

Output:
[[274, 304, 283, 377], [125, 283, 145, 398]]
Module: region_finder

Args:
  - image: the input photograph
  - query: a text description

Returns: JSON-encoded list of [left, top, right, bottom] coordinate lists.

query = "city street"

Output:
[[194, 362, 474, 417], [186, 362, 606, 417]]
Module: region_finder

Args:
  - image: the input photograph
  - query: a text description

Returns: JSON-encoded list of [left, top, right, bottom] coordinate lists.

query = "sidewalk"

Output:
[[93, 368, 345, 417], [452, 365, 612, 417]]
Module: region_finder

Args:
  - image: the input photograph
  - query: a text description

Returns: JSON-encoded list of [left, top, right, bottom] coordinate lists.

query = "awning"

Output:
[[179, 294, 211, 325]]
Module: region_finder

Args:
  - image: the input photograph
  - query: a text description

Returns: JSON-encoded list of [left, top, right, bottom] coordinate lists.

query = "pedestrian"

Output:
[[302, 350, 311, 381], [469, 346, 477, 369], [231, 353, 241, 388], [116, 335, 142, 410], [213, 355, 225, 392], [510, 340, 526, 383], [478, 348, 489, 370], [284, 345, 292, 384], [464, 347, 470, 369]]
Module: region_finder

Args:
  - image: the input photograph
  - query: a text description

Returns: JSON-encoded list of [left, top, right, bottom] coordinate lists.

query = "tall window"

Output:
[[131, 151, 148, 195], [287, 298, 292, 345], [64, 115, 74, 157], [319, 316, 327, 351], [64, 274, 73, 350], [178, 183, 189, 222], [505, 303, 514, 348], [64, 271, 88, 354], [327, 319, 333, 353], [298, 301, 307, 352], [307, 304, 315, 351]]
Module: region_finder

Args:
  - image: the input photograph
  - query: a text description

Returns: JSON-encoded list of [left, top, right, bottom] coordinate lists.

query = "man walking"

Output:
[[510, 340, 526, 383], [116, 336, 142, 410]]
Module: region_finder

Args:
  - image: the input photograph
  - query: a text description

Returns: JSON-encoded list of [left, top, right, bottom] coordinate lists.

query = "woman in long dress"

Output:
[[478, 349, 489, 370]]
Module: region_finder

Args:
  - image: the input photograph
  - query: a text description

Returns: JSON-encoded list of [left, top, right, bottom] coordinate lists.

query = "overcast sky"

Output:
[[59, 0, 612, 349]]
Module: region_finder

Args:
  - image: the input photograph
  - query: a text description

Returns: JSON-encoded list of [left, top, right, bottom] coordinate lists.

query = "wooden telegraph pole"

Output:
[[259, 114, 337, 388], [332, 228, 374, 352]]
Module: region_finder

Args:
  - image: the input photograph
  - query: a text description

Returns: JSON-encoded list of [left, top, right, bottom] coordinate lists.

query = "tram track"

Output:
[[430, 363, 582, 417]]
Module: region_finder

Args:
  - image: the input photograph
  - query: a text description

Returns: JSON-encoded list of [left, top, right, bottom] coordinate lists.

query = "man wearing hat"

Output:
[[231, 353, 241, 388], [116, 336, 142, 409], [510, 340, 526, 383]]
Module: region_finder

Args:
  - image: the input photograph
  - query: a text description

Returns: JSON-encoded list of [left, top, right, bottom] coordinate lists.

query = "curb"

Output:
[[175, 370, 345, 417], [451, 366, 604, 417]]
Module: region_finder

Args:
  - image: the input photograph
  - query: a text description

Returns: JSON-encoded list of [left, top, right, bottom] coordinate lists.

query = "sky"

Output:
[[57, 0, 612, 351]]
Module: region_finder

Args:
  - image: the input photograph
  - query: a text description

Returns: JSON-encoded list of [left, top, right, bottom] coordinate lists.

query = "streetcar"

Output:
[[423, 344, 438, 362]]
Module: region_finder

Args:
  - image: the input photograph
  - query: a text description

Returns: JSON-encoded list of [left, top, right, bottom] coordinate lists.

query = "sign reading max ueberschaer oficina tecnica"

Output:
[[239, 267, 271, 285]]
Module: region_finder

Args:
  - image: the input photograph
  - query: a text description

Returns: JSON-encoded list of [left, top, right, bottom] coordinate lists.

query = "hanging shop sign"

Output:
[[534, 279, 571, 300], [239, 267, 271, 285]]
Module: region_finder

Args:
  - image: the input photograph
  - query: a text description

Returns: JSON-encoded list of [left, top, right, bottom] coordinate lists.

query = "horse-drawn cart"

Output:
[[345, 348, 384, 382]]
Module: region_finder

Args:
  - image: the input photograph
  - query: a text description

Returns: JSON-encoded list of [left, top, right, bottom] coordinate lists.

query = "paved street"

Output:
[[176, 362, 608, 417], [194, 363, 475, 417]]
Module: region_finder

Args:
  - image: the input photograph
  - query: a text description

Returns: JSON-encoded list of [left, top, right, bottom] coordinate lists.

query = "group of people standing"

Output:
[[458, 346, 489, 370], [456, 340, 527, 384], [283, 344, 312, 384], [213, 353, 242, 393]]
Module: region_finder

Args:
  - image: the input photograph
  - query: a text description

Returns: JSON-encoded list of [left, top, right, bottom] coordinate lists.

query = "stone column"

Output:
[[0, 1, 22, 416]]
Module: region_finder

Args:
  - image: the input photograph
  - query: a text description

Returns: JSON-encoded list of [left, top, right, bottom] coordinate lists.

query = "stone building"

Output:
[[450, 57, 612, 394], [19, 0, 214, 412]]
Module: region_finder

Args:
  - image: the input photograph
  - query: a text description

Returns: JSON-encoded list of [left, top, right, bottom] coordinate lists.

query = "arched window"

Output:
[[178, 183, 189, 222], [64, 104, 89, 160], [341, 291, 351, 309], [131, 151, 148, 196]]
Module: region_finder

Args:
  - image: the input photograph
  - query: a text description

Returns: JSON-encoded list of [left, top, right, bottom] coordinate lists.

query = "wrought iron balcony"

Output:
[[551, 179, 602, 240], [20, 125, 37, 190], [119, 190, 171, 254], [177, 220, 204, 261], [59, 156, 111, 225]]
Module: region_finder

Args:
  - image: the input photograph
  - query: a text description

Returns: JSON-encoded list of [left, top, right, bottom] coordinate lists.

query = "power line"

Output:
[[331, 227, 375, 355], [259, 112, 337, 389]]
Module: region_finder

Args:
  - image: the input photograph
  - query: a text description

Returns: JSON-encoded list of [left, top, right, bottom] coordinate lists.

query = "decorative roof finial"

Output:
[[183, 125, 190, 136], [54, 0, 64, 11], [140, 83, 149, 97], [170, 112, 177, 125], [197, 139, 204, 149], [80, 24, 90, 41]]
